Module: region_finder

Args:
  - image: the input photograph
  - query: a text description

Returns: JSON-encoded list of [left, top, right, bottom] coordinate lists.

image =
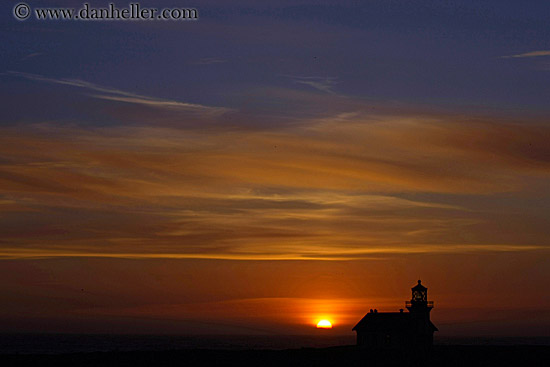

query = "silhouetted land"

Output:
[[3, 345, 550, 367]]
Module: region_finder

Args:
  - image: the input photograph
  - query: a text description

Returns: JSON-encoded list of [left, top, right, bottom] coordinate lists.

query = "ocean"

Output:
[[0, 334, 355, 354], [1, 334, 549, 355]]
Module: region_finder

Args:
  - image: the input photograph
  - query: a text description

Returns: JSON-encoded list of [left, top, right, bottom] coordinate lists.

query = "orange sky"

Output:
[[1, 110, 550, 336]]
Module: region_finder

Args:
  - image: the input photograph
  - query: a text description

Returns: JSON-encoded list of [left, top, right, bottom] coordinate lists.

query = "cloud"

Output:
[[1, 111, 550, 260], [192, 57, 228, 65], [21, 53, 43, 61], [90, 95, 231, 116], [284, 75, 339, 94], [501, 50, 550, 58], [0, 244, 542, 261], [5, 71, 233, 116]]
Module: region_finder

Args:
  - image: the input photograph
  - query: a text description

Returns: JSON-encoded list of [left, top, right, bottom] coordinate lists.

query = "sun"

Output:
[[316, 319, 333, 329]]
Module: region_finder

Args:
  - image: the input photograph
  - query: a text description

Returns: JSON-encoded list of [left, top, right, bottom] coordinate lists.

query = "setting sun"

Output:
[[316, 320, 333, 329]]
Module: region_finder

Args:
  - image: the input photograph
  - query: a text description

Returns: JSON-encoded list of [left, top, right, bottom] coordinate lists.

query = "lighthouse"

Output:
[[353, 280, 438, 350]]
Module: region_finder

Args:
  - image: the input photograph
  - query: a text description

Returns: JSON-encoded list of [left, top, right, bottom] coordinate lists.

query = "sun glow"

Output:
[[316, 319, 333, 329]]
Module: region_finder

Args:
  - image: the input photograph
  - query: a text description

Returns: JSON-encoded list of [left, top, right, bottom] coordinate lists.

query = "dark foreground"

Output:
[[3, 345, 550, 367]]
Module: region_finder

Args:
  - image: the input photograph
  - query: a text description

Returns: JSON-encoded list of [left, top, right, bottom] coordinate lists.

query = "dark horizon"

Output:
[[2, 333, 550, 354]]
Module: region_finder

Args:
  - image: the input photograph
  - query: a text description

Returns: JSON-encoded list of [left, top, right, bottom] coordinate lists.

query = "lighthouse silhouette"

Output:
[[353, 280, 438, 350]]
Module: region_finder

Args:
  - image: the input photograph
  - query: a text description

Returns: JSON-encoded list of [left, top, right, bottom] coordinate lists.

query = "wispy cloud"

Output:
[[501, 50, 550, 58], [193, 57, 228, 65], [5, 71, 233, 116], [21, 52, 43, 61], [0, 244, 543, 261], [284, 75, 339, 94], [1, 112, 550, 260]]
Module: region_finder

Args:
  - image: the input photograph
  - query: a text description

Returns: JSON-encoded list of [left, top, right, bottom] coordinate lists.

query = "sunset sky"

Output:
[[1, 0, 550, 337]]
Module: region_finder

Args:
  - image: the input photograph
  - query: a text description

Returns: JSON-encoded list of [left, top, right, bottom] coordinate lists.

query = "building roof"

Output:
[[412, 279, 427, 291], [352, 311, 438, 332]]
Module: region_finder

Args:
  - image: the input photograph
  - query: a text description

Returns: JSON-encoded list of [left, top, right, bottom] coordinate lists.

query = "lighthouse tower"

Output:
[[406, 280, 436, 348]]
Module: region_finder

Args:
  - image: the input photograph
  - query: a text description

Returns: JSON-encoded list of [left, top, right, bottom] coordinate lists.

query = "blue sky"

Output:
[[3, 0, 550, 125]]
